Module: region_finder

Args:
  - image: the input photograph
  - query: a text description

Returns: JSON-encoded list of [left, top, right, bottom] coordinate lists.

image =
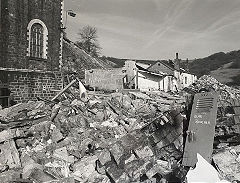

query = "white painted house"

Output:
[[123, 55, 197, 92], [123, 60, 179, 92]]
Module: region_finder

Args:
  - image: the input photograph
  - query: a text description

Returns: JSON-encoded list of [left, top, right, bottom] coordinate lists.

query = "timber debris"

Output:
[[0, 75, 239, 182]]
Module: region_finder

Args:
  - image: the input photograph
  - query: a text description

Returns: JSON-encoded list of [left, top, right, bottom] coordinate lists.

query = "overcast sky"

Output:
[[64, 0, 240, 60]]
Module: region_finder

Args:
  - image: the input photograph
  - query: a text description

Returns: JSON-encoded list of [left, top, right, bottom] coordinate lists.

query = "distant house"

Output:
[[122, 60, 178, 92], [127, 53, 197, 92], [146, 53, 197, 90], [146, 60, 178, 91]]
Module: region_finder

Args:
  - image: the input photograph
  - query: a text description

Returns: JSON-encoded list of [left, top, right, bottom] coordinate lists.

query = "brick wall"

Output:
[[0, 0, 62, 70], [0, 0, 8, 67], [7, 70, 62, 103]]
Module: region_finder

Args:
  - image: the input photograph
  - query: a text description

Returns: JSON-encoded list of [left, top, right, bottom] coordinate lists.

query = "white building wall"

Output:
[[159, 77, 165, 91], [173, 70, 181, 90], [181, 72, 197, 88], [172, 77, 179, 92], [159, 76, 169, 92], [138, 72, 159, 91], [124, 60, 138, 88], [159, 76, 178, 92]]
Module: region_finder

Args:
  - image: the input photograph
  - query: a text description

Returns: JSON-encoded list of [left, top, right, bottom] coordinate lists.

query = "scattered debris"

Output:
[[185, 75, 240, 182], [187, 153, 230, 183], [0, 75, 239, 182]]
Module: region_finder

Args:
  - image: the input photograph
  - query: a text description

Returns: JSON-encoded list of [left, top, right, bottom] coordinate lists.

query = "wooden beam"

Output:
[[51, 79, 77, 101]]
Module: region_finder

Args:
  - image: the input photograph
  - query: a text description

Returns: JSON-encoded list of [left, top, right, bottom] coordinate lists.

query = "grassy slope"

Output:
[[62, 39, 116, 77], [189, 50, 240, 86], [102, 50, 240, 86]]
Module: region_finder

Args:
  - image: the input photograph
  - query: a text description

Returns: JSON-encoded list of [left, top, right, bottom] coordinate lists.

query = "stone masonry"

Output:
[[0, 0, 62, 70], [0, 0, 64, 105], [3, 69, 62, 103]]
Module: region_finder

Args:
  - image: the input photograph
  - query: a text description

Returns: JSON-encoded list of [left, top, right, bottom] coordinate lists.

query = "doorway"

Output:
[[0, 71, 10, 108]]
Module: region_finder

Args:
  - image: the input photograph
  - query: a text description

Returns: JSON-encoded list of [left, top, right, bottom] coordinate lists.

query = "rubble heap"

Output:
[[186, 75, 240, 182], [0, 75, 238, 182], [185, 75, 240, 104], [185, 75, 240, 142], [0, 89, 186, 183]]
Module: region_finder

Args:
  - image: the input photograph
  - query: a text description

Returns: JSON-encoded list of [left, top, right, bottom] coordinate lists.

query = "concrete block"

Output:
[[98, 149, 111, 165], [30, 168, 55, 183], [0, 140, 21, 169], [0, 128, 25, 143], [109, 142, 125, 164], [0, 170, 21, 183], [105, 161, 126, 183], [134, 146, 154, 159], [53, 147, 74, 163], [72, 155, 98, 182]]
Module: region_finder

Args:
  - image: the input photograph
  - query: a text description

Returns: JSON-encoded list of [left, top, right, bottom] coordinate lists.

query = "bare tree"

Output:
[[76, 25, 101, 57]]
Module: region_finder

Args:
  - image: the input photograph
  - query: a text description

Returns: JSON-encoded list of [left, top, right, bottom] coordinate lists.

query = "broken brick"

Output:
[[134, 146, 154, 159], [0, 140, 21, 169], [53, 147, 74, 163], [0, 170, 21, 183], [109, 142, 125, 165], [0, 129, 25, 143], [98, 149, 111, 165]]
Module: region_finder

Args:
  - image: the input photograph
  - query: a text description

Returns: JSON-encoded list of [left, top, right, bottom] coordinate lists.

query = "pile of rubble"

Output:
[[186, 75, 240, 139], [0, 75, 239, 182], [0, 87, 187, 182], [185, 75, 240, 104], [185, 75, 240, 182]]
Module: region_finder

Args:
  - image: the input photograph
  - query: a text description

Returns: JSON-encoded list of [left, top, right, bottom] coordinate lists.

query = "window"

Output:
[[30, 23, 43, 58], [27, 19, 48, 59]]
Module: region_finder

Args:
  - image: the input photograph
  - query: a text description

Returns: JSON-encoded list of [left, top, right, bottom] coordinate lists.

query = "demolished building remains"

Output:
[[0, 75, 238, 182], [0, 0, 240, 182]]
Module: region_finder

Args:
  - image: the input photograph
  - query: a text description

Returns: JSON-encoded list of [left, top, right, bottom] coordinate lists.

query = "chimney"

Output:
[[174, 52, 180, 71]]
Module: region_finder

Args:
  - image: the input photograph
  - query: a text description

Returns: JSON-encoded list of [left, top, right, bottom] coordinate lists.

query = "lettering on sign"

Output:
[[195, 120, 211, 125], [194, 114, 211, 125]]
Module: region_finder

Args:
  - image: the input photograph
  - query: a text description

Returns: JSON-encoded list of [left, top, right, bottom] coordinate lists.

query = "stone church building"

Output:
[[0, 0, 64, 107]]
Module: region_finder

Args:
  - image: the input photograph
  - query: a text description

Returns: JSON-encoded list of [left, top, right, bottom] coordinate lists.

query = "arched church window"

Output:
[[27, 19, 48, 59], [30, 23, 43, 58]]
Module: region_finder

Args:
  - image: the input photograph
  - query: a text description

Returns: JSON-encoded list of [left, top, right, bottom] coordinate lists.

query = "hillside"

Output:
[[189, 50, 240, 86], [62, 38, 116, 78], [63, 44, 240, 85]]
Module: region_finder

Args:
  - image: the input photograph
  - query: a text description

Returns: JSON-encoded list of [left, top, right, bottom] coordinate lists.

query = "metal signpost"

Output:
[[182, 92, 219, 167]]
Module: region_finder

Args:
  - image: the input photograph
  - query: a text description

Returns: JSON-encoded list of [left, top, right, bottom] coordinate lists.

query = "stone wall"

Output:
[[0, 0, 62, 70], [6, 70, 62, 103], [85, 68, 125, 91]]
